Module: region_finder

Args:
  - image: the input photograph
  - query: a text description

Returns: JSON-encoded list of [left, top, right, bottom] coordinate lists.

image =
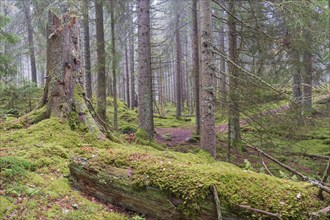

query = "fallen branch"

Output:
[[286, 152, 330, 160], [245, 145, 330, 194], [211, 185, 223, 220], [237, 205, 280, 219], [318, 159, 330, 199], [310, 205, 330, 220], [261, 158, 274, 176]]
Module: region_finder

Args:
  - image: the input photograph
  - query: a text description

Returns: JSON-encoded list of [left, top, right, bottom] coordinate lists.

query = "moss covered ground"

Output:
[[1, 115, 329, 219]]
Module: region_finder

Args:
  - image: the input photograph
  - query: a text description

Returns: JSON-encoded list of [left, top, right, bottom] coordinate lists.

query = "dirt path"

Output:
[[155, 106, 288, 146], [154, 94, 329, 146]]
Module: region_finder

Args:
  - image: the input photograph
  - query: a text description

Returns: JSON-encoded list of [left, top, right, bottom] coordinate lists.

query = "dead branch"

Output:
[[318, 159, 330, 199], [261, 157, 274, 176], [211, 185, 223, 220], [245, 145, 330, 194], [310, 205, 330, 220], [237, 204, 280, 219]]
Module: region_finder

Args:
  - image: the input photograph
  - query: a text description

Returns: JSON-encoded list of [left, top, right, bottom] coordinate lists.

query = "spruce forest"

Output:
[[0, 0, 330, 219]]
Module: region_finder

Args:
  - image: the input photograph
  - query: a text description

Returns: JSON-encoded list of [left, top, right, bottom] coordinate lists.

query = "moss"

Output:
[[135, 128, 148, 139], [81, 146, 328, 219]]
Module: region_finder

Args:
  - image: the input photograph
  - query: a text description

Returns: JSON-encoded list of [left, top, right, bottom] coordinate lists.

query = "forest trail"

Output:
[[155, 105, 290, 147], [154, 98, 329, 146]]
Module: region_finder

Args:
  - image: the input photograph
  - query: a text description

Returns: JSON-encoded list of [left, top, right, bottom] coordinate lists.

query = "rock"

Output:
[[185, 137, 198, 143], [163, 134, 172, 141]]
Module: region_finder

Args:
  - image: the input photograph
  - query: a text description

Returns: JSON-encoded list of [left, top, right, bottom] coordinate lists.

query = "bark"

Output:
[[219, 11, 226, 109], [83, 0, 92, 100], [129, 7, 137, 109], [192, 0, 200, 135], [303, 29, 313, 114], [110, 0, 118, 131], [291, 48, 303, 125], [125, 39, 130, 108], [95, 0, 107, 121], [175, 2, 182, 120], [70, 158, 218, 220], [137, 0, 154, 140], [227, 0, 241, 153], [23, 0, 37, 84], [200, 0, 216, 158]]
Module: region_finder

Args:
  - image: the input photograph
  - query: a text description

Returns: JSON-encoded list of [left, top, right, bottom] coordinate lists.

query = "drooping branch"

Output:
[[245, 145, 330, 194]]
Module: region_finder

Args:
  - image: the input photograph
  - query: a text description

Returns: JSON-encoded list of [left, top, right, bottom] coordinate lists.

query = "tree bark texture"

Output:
[[83, 0, 92, 100], [70, 158, 218, 220], [95, 0, 107, 121], [227, 0, 241, 150], [129, 11, 137, 109], [192, 0, 200, 135], [110, 1, 118, 131], [23, 0, 37, 84], [125, 40, 130, 108], [303, 29, 313, 114], [137, 0, 154, 140], [175, 3, 182, 120], [200, 0, 216, 158], [43, 11, 115, 141]]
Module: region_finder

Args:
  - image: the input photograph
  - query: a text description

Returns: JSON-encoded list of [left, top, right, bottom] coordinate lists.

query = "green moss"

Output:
[[82, 146, 327, 219], [135, 128, 148, 139]]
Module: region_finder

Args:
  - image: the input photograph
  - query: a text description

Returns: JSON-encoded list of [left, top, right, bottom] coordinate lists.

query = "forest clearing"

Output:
[[0, 0, 329, 219]]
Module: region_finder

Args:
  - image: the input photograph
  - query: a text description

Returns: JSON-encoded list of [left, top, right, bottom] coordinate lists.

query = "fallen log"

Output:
[[70, 157, 221, 220], [69, 147, 328, 220]]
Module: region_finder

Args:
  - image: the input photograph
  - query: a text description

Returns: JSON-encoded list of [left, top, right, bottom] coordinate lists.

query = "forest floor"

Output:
[[0, 93, 329, 219]]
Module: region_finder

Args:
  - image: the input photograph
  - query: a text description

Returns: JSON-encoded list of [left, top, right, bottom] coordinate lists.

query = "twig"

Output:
[[237, 205, 280, 219], [318, 159, 330, 199], [286, 152, 330, 160], [245, 145, 330, 194], [261, 158, 274, 176], [211, 185, 223, 220], [310, 205, 330, 220]]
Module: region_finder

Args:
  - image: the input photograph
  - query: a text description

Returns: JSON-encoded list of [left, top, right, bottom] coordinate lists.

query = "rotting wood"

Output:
[[211, 185, 223, 220], [318, 159, 330, 200], [309, 205, 330, 220], [69, 157, 219, 220], [246, 145, 330, 194]]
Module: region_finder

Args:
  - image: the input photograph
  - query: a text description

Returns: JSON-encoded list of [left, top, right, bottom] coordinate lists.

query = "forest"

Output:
[[0, 0, 329, 219]]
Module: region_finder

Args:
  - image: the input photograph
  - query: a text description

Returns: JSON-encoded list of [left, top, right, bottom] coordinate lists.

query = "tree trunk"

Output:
[[192, 0, 200, 135], [23, 0, 37, 85], [95, 0, 107, 121], [83, 0, 92, 100], [110, 0, 118, 131], [303, 29, 313, 114], [219, 5, 226, 109], [227, 0, 241, 154], [129, 12, 137, 109], [70, 158, 218, 220], [200, 0, 216, 158], [137, 0, 154, 140], [175, 3, 182, 120], [125, 39, 130, 108]]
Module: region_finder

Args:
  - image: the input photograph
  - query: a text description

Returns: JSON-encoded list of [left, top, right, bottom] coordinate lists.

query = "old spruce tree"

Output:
[[29, 11, 113, 141]]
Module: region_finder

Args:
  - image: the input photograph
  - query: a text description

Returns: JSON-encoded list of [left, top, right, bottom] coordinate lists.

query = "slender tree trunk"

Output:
[[110, 0, 118, 131], [227, 0, 241, 155], [137, 0, 154, 140], [200, 0, 216, 158], [95, 0, 107, 121], [175, 3, 182, 119], [83, 0, 92, 100], [23, 0, 37, 85], [192, 0, 200, 134], [125, 40, 130, 108], [130, 8, 136, 109], [219, 13, 226, 108], [303, 29, 313, 114]]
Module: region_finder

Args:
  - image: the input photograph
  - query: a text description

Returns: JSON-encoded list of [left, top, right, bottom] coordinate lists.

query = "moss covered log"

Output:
[[69, 148, 329, 220]]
